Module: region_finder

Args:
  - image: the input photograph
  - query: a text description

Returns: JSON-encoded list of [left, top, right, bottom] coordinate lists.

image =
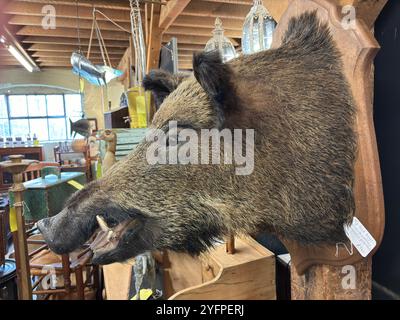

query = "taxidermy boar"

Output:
[[38, 12, 356, 265]]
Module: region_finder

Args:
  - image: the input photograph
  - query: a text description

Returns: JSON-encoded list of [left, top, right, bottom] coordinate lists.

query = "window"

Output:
[[0, 93, 83, 141]]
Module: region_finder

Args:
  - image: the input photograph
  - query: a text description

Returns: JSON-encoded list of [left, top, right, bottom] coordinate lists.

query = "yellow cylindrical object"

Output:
[[127, 87, 140, 128], [136, 95, 147, 128], [127, 87, 152, 128]]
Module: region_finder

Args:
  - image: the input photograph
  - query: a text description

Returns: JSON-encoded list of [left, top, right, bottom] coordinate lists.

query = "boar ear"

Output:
[[143, 70, 186, 109], [193, 51, 236, 113]]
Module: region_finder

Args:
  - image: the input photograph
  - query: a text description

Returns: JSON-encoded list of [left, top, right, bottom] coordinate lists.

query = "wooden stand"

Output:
[[271, 0, 386, 300], [163, 237, 276, 300], [102, 262, 133, 300], [0, 146, 43, 192], [291, 258, 372, 299], [0, 155, 37, 300]]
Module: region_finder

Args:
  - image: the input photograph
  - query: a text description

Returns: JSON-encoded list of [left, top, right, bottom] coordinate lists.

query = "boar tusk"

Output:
[[96, 215, 111, 232]]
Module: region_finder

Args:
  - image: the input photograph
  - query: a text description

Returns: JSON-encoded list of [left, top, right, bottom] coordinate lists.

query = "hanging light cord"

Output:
[[75, 0, 81, 53], [75, 0, 85, 118]]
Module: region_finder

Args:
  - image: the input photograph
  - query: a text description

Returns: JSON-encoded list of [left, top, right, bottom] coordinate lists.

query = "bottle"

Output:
[[26, 133, 32, 146], [33, 133, 39, 146], [15, 137, 22, 147], [6, 137, 12, 147]]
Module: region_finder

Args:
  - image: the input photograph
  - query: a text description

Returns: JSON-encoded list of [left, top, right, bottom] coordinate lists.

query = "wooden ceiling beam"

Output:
[[163, 34, 240, 49], [159, 0, 191, 30], [13, 0, 131, 11], [31, 51, 123, 58], [204, 0, 290, 23], [175, 44, 207, 51], [27, 43, 127, 54], [162, 34, 210, 45], [8, 15, 132, 32], [178, 64, 193, 70], [4, 2, 131, 22], [17, 26, 130, 41], [178, 56, 193, 62], [163, 34, 239, 46], [172, 15, 244, 30], [36, 58, 121, 63], [201, 0, 253, 4], [181, 1, 249, 20], [38, 63, 73, 67], [22, 36, 129, 48], [0, 61, 21, 66], [165, 26, 242, 38], [177, 50, 195, 56], [0, 50, 11, 56]]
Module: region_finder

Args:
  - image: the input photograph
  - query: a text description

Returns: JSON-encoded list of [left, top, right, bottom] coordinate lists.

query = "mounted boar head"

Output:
[[38, 12, 356, 265]]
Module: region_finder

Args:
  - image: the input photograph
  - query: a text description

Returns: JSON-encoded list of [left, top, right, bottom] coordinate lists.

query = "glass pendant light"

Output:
[[204, 17, 237, 62], [242, 0, 277, 54]]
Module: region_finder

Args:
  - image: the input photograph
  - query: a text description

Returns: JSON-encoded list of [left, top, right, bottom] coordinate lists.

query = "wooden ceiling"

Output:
[[0, 0, 253, 71]]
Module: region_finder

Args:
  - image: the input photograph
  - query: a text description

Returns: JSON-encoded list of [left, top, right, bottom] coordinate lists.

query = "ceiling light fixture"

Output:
[[0, 27, 39, 72]]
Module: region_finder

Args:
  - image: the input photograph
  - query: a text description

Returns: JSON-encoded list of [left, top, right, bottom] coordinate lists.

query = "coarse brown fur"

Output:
[[38, 12, 356, 265]]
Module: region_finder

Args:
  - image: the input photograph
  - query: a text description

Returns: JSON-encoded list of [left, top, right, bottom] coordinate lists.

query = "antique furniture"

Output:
[[23, 162, 60, 182], [0, 155, 38, 300], [54, 144, 91, 180], [9, 171, 86, 222], [6, 160, 96, 300], [0, 146, 43, 192], [104, 106, 130, 129], [27, 234, 99, 300]]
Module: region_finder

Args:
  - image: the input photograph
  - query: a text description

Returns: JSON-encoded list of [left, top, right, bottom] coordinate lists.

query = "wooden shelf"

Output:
[[54, 145, 92, 180]]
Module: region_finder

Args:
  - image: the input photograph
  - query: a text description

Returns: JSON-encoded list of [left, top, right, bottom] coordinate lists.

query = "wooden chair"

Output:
[[27, 234, 100, 300], [13, 163, 100, 299], [23, 162, 60, 182]]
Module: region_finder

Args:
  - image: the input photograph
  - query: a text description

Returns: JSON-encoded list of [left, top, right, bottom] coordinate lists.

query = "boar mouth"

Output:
[[89, 216, 138, 260]]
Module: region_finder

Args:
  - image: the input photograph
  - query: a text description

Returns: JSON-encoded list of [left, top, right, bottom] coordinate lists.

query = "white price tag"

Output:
[[344, 217, 376, 257]]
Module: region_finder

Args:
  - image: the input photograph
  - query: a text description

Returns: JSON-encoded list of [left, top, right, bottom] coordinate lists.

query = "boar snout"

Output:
[[37, 208, 98, 255], [37, 216, 73, 254]]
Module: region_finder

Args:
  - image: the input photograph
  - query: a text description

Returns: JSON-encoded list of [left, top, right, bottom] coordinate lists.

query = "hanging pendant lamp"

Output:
[[242, 0, 277, 54], [204, 17, 237, 62]]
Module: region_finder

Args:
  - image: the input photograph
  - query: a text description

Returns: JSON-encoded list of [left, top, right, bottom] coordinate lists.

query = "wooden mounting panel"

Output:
[[271, 0, 385, 275]]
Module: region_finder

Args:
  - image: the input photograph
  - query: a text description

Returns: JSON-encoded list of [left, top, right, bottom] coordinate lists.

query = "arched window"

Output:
[[0, 85, 83, 141]]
